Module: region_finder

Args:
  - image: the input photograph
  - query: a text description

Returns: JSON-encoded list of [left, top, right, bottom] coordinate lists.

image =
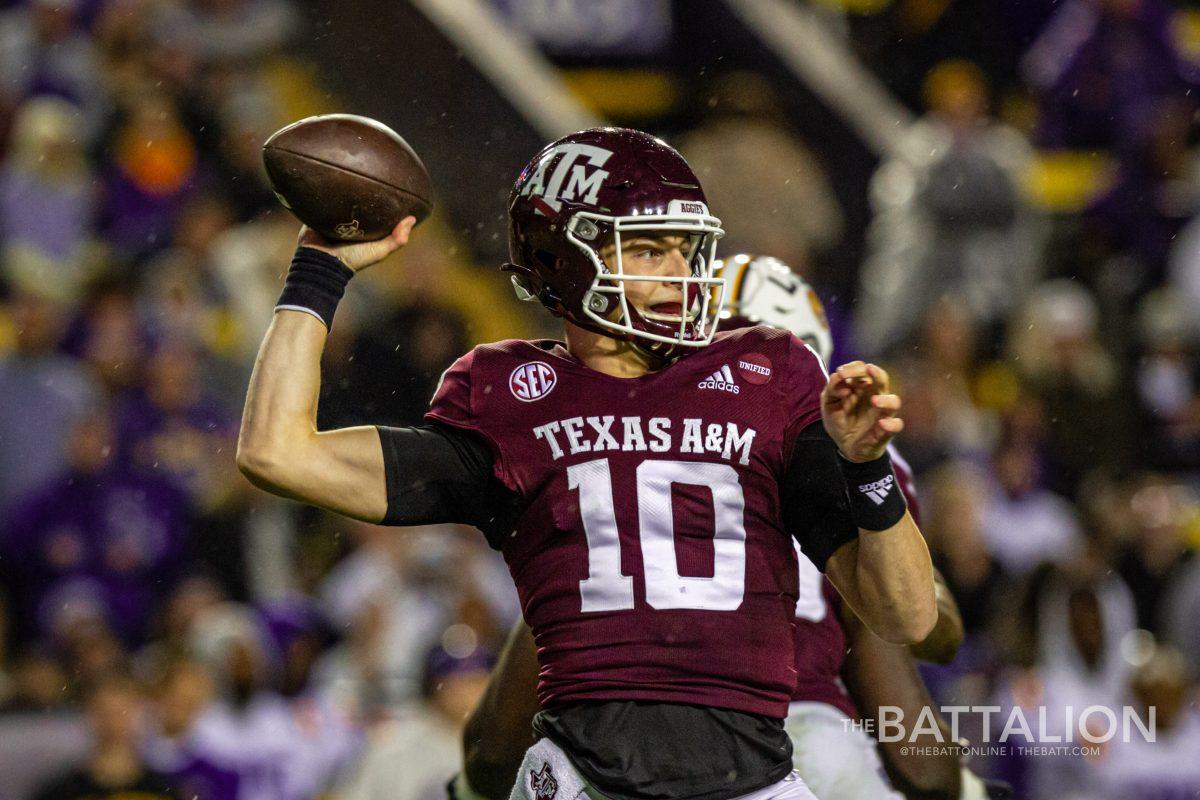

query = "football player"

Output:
[[455, 257, 1007, 800], [237, 128, 937, 800], [720, 258, 1007, 800]]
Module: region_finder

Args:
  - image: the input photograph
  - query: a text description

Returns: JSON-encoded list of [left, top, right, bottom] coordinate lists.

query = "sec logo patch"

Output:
[[510, 361, 557, 401], [737, 353, 773, 385]]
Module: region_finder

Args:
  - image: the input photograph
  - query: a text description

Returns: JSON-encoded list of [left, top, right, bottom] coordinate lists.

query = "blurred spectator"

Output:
[[138, 194, 237, 355], [151, 0, 297, 70], [891, 299, 999, 473], [312, 525, 445, 716], [1, 645, 70, 712], [142, 577, 228, 661], [312, 523, 515, 720], [1, 410, 190, 644], [99, 93, 200, 260], [144, 658, 240, 800], [1084, 96, 1198, 284], [318, 303, 468, 429], [29, 672, 179, 800], [923, 463, 1009, 637], [114, 338, 239, 510], [143, 662, 238, 800], [1114, 478, 1197, 634], [0, 284, 96, 512], [0, 0, 107, 139], [208, 210, 301, 365], [0, 96, 97, 266], [65, 277, 149, 395], [1023, 0, 1200, 281], [259, 599, 327, 698], [980, 436, 1084, 575], [1132, 288, 1200, 471], [856, 59, 1042, 355], [1094, 645, 1200, 799], [680, 71, 843, 273], [1007, 280, 1132, 494], [147, 603, 357, 800], [1022, 568, 1137, 800], [57, 613, 127, 690], [333, 638, 493, 800], [1022, 0, 1199, 154], [206, 84, 279, 220]]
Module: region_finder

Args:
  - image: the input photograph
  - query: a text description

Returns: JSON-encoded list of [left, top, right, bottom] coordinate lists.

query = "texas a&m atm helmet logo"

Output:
[[518, 142, 612, 217], [510, 361, 557, 402]]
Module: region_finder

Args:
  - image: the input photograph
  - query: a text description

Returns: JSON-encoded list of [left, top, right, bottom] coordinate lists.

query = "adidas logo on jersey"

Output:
[[699, 365, 740, 394], [858, 475, 894, 505]]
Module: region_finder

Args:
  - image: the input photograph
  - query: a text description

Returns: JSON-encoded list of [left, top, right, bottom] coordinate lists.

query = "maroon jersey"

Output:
[[426, 326, 835, 718], [790, 450, 922, 715]]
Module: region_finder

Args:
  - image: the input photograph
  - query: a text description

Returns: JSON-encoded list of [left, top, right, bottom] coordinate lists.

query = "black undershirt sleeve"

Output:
[[780, 420, 859, 571], [375, 422, 522, 549]]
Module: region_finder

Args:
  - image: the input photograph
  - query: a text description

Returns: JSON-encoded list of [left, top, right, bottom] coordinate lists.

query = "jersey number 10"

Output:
[[567, 457, 748, 612]]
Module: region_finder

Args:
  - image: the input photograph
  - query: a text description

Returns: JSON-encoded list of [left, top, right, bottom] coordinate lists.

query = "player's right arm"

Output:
[[237, 307, 391, 519], [238, 219, 445, 523]]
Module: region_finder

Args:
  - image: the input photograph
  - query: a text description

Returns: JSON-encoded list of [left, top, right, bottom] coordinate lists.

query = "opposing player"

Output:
[[237, 128, 937, 800], [724, 261, 1007, 800], [457, 256, 1002, 800]]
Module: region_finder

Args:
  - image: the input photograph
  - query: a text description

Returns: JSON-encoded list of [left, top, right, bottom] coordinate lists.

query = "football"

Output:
[[262, 114, 433, 242]]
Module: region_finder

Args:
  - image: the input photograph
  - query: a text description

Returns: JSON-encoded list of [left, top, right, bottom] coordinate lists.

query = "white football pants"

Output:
[[508, 737, 819, 800], [785, 701, 905, 800]]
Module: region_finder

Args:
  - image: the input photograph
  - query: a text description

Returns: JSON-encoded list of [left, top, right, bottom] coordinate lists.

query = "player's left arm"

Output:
[[908, 569, 964, 665], [821, 362, 937, 644]]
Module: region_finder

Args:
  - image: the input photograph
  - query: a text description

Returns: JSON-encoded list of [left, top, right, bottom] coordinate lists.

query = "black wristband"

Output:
[[838, 450, 907, 531], [275, 247, 355, 329]]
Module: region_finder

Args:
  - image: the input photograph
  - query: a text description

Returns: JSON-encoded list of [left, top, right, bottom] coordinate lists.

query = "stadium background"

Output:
[[0, 0, 1198, 798]]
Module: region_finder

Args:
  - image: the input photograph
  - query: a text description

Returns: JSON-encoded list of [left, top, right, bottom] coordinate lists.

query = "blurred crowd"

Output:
[[0, 1, 526, 799], [0, 1, 1197, 800], [837, 2, 1200, 798]]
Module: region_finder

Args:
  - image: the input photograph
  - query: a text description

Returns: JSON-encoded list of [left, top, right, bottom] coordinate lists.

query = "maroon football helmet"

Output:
[[504, 128, 726, 356]]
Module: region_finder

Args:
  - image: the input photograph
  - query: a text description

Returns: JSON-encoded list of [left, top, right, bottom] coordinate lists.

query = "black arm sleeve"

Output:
[[780, 421, 859, 571], [376, 422, 522, 549]]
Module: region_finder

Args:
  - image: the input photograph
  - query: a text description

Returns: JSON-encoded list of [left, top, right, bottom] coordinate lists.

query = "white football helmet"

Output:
[[715, 254, 833, 364]]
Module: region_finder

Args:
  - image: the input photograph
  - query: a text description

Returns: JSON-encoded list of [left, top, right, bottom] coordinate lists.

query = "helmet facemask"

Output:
[[564, 205, 727, 355]]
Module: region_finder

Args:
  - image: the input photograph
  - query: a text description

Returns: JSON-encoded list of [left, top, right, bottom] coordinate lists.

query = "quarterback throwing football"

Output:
[[237, 128, 937, 800]]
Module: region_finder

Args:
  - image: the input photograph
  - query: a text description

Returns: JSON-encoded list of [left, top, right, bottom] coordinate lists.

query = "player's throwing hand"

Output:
[[820, 361, 904, 463], [298, 215, 416, 272]]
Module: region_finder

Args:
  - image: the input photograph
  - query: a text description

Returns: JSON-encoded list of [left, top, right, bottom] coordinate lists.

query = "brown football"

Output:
[[262, 114, 433, 242]]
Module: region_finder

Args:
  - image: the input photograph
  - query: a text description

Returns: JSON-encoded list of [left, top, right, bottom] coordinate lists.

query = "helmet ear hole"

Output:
[[534, 249, 563, 274]]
